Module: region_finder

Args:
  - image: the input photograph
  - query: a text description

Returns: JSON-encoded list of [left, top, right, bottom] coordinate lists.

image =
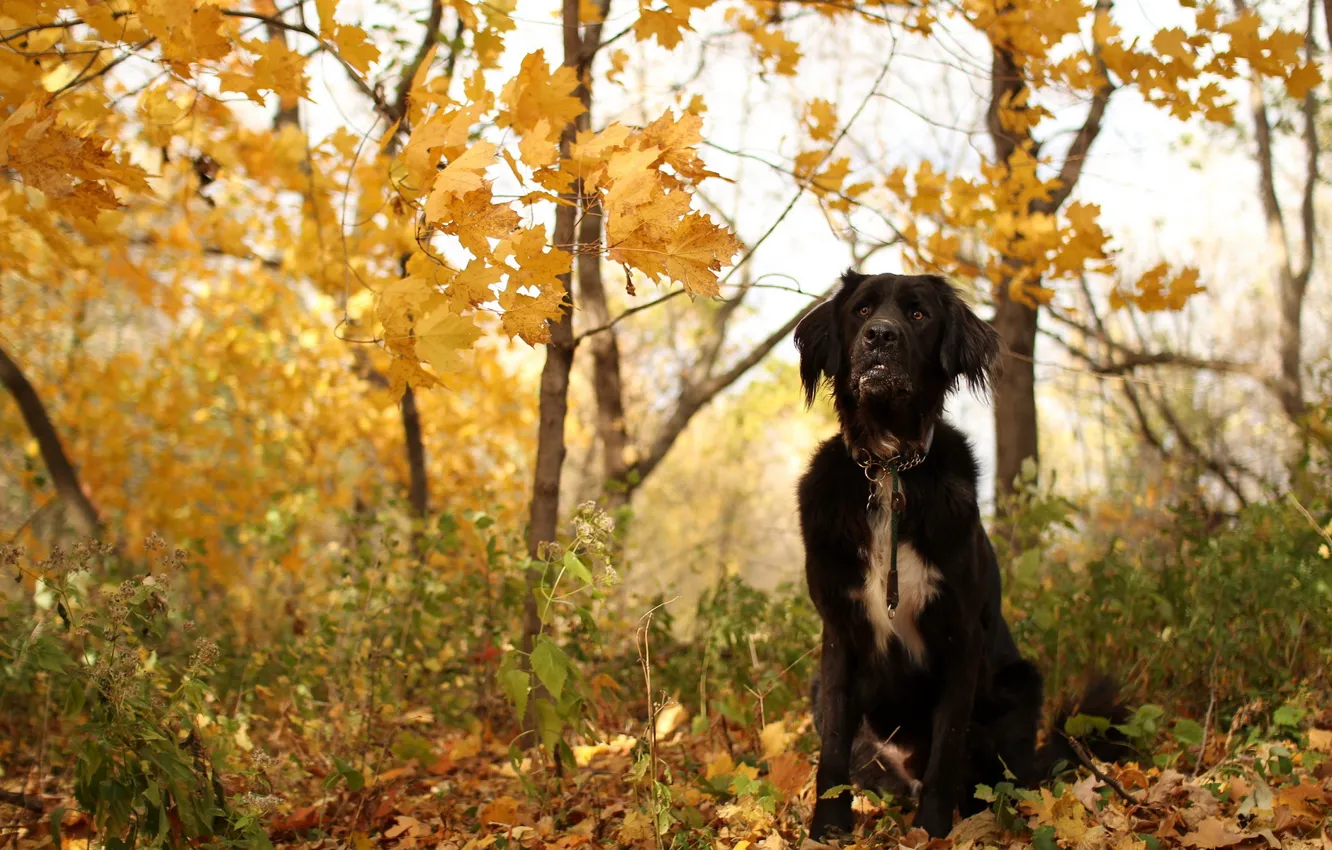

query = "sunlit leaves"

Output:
[[803, 98, 838, 142], [1110, 264, 1204, 312], [498, 50, 585, 142], [0, 99, 149, 221], [220, 38, 310, 108]]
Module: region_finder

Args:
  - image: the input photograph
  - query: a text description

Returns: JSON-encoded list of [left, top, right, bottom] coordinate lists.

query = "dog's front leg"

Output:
[[810, 627, 858, 841], [915, 628, 982, 838]]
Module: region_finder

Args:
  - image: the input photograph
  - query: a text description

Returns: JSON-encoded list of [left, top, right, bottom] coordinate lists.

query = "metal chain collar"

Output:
[[851, 432, 932, 619]]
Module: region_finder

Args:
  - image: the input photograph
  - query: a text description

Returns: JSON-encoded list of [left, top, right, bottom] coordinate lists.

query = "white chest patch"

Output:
[[858, 506, 941, 666]]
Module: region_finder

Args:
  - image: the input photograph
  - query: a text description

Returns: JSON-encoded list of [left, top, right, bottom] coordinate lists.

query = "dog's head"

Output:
[[794, 269, 1000, 451]]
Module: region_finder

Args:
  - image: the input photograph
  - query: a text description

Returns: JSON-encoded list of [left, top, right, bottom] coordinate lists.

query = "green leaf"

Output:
[[820, 784, 853, 800], [1065, 713, 1111, 738], [500, 667, 531, 721], [50, 807, 65, 850], [732, 771, 760, 796], [1033, 825, 1058, 850], [530, 637, 568, 701], [1172, 719, 1205, 747], [974, 783, 997, 803], [331, 755, 365, 792], [562, 550, 592, 584], [1272, 704, 1305, 728], [533, 698, 562, 752]]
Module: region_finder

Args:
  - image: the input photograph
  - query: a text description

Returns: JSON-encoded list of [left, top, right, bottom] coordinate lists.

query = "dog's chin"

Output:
[[853, 365, 912, 402]]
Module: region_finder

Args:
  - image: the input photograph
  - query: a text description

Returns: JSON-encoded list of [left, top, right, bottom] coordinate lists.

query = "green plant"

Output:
[[1, 538, 271, 849], [499, 501, 622, 770]]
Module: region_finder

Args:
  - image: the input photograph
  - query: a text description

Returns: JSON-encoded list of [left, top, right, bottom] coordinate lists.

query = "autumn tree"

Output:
[[1035, 0, 1330, 502]]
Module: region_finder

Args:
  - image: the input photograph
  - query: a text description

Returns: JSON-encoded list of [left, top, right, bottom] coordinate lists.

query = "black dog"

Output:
[[795, 270, 1122, 841]]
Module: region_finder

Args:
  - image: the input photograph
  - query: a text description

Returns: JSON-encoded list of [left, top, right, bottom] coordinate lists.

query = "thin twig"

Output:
[[1059, 731, 1138, 805], [1193, 652, 1219, 778], [1286, 492, 1332, 547]]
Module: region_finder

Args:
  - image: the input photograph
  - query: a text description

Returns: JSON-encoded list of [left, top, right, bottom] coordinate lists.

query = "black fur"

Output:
[[795, 271, 1125, 841]]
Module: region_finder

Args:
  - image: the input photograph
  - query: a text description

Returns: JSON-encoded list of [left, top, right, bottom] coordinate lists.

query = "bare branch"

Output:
[[391, 0, 445, 122], [1034, 0, 1115, 215], [629, 284, 833, 485], [1045, 310, 1279, 392], [0, 343, 104, 539]]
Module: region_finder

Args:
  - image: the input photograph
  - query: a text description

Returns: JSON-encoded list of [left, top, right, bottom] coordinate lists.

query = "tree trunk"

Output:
[[576, 182, 633, 510], [402, 385, 428, 518], [522, 0, 597, 651], [0, 344, 104, 539], [523, 206, 578, 649], [991, 293, 1039, 505]]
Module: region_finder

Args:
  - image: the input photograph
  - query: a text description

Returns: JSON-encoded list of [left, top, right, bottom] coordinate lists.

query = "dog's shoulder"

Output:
[[796, 435, 867, 544], [923, 420, 981, 494]]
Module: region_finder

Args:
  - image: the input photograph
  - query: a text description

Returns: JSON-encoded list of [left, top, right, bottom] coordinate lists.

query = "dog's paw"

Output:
[[810, 797, 855, 844]]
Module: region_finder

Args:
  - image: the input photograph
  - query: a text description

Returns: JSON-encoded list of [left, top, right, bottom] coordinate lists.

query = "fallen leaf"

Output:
[[949, 811, 1000, 845], [617, 810, 655, 843], [1181, 816, 1253, 848], [1309, 729, 1332, 754], [761, 720, 793, 759], [479, 796, 520, 825], [272, 804, 321, 832], [655, 702, 688, 739], [767, 752, 811, 797], [386, 816, 421, 839]]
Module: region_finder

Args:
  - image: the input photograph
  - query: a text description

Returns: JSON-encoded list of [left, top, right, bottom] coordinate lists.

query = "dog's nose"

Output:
[[862, 320, 900, 347]]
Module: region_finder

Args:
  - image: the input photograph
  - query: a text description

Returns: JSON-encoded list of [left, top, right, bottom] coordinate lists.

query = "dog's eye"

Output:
[[857, 305, 872, 318], [910, 309, 926, 321]]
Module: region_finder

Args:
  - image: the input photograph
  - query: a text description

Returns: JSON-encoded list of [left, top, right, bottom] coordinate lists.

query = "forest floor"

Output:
[[3, 706, 1332, 850]]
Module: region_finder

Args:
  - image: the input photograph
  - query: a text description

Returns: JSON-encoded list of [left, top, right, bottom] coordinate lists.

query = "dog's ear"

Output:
[[794, 298, 840, 407], [939, 281, 1001, 394], [794, 270, 862, 407]]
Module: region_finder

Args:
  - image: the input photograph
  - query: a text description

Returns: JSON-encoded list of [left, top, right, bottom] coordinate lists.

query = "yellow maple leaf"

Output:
[[805, 98, 838, 142], [413, 309, 481, 375], [567, 122, 633, 184], [331, 25, 380, 74], [231, 38, 310, 109], [495, 225, 571, 344], [518, 119, 559, 169], [401, 103, 484, 190], [189, 4, 230, 63], [661, 211, 742, 297], [1165, 266, 1204, 308], [911, 160, 946, 215], [602, 144, 664, 208], [445, 259, 504, 311], [77, 0, 124, 41], [1285, 62, 1322, 99], [424, 142, 498, 220], [437, 187, 520, 258], [634, 7, 692, 49], [605, 187, 691, 282], [498, 50, 584, 141], [639, 110, 719, 182], [1152, 27, 1190, 62], [1024, 787, 1089, 845], [316, 0, 338, 36], [386, 357, 442, 396]]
